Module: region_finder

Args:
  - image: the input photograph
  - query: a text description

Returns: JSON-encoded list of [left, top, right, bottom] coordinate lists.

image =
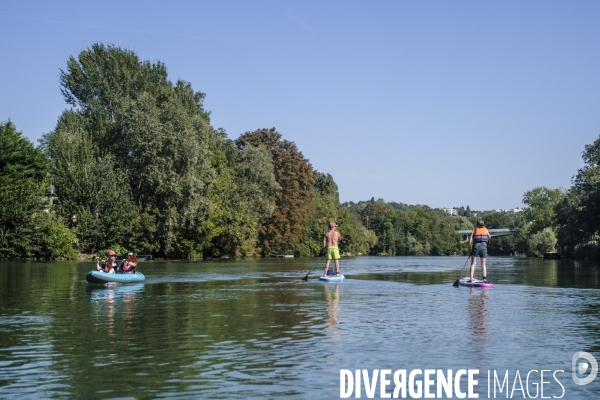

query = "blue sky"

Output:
[[2, 1, 599, 210]]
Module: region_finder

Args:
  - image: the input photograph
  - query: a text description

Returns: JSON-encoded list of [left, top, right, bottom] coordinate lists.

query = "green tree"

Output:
[[45, 43, 217, 256], [465, 205, 472, 217], [473, 212, 517, 255], [236, 128, 314, 255], [236, 144, 281, 226], [197, 137, 280, 258], [120, 86, 215, 255], [430, 211, 462, 255], [42, 113, 137, 252], [522, 187, 564, 234], [556, 136, 600, 257], [0, 121, 48, 257], [527, 227, 558, 256], [361, 201, 393, 230], [477, 212, 511, 229], [453, 216, 474, 231], [337, 207, 378, 254], [296, 172, 341, 255], [0, 121, 77, 259]]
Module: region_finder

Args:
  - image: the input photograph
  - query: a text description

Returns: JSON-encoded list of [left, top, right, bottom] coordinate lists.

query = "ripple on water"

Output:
[[0, 258, 599, 398]]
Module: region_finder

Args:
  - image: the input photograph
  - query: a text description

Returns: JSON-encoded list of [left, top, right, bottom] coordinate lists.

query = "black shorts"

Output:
[[471, 242, 487, 258]]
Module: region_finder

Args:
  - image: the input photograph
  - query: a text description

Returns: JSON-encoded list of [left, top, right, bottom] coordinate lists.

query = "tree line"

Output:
[[1, 43, 376, 259], [1, 43, 598, 260]]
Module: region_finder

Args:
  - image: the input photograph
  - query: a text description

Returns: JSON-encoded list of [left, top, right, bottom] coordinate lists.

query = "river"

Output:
[[1, 256, 599, 399]]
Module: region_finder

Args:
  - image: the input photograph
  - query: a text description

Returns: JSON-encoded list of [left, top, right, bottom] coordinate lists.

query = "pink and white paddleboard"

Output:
[[458, 277, 494, 288]]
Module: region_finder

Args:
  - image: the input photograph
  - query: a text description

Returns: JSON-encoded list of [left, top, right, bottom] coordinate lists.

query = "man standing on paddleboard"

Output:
[[469, 220, 492, 283], [323, 222, 342, 277]]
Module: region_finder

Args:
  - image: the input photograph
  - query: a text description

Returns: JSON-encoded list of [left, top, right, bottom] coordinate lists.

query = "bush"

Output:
[[527, 227, 557, 256], [39, 214, 79, 259]]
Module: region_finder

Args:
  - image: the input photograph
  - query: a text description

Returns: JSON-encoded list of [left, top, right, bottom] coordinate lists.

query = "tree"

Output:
[[196, 138, 280, 258], [296, 172, 341, 255], [453, 216, 474, 231], [0, 121, 77, 259], [42, 112, 137, 252], [430, 212, 462, 255], [555, 136, 600, 257], [236, 144, 281, 226], [236, 128, 314, 254], [361, 201, 393, 229], [336, 207, 378, 254], [478, 212, 511, 229], [522, 187, 564, 234], [120, 86, 215, 255], [527, 227, 558, 256], [59, 43, 173, 155], [465, 205, 472, 217], [44, 43, 217, 256]]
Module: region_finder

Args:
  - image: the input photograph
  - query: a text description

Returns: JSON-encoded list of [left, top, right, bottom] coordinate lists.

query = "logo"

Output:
[[572, 351, 598, 385]]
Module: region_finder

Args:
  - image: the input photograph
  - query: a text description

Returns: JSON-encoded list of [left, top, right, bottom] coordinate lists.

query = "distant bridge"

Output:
[[456, 229, 514, 239]]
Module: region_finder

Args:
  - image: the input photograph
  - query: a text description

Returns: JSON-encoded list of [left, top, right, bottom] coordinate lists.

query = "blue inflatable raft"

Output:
[[86, 270, 145, 284]]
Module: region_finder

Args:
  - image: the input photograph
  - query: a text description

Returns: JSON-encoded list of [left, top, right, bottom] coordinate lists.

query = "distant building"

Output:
[[490, 208, 523, 215], [443, 208, 458, 216]]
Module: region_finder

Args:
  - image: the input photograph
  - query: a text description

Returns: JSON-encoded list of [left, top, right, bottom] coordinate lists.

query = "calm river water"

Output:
[[1, 257, 599, 399]]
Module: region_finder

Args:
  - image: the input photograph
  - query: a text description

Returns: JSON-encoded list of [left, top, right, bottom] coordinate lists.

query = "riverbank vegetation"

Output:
[[0, 43, 597, 260]]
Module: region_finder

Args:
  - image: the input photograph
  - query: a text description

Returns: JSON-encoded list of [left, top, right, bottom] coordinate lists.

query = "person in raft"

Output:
[[96, 250, 119, 274], [323, 222, 342, 277], [120, 251, 138, 273], [469, 220, 492, 283]]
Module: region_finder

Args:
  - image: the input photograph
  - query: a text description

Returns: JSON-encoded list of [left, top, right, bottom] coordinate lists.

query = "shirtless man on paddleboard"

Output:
[[323, 222, 342, 277]]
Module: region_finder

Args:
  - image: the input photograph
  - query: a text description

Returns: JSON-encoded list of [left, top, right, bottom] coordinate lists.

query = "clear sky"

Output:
[[2, 1, 599, 210]]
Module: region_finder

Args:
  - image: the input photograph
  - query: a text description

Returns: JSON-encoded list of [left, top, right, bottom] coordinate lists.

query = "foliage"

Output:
[[0, 121, 78, 259], [44, 43, 216, 257], [295, 172, 341, 256], [236, 128, 314, 255], [337, 209, 378, 254], [527, 227, 557, 256], [555, 136, 600, 257], [42, 115, 137, 252], [9, 42, 558, 260], [453, 216, 474, 231], [197, 137, 280, 258], [522, 187, 564, 234], [346, 201, 465, 256], [38, 213, 79, 259]]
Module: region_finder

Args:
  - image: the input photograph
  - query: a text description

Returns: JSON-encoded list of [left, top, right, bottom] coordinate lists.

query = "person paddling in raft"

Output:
[[96, 250, 119, 274], [120, 251, 138, 273], [469, 220, 492, 283], [323, 222, 342, 277]]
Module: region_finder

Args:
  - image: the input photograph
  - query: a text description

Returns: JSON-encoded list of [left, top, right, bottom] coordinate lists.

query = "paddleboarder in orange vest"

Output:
[[469, 220, 492, 282]]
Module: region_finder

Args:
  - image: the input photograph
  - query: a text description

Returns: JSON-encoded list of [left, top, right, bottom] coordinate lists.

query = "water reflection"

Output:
[[324, 283, 340, 329], [468, 288, 489, 352], [87, 283, 144, 302], [87, 284, 144, 342], [1, 258, 600, 398]]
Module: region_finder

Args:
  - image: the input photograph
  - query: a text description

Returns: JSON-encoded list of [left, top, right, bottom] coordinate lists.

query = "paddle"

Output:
[[302, 251, 325, 282], [453, 246, 472, 287]]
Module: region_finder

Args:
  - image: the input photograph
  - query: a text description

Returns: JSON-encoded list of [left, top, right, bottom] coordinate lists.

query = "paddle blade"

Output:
[[301, 274, 309, 282], [452, 279, 459, 287]]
